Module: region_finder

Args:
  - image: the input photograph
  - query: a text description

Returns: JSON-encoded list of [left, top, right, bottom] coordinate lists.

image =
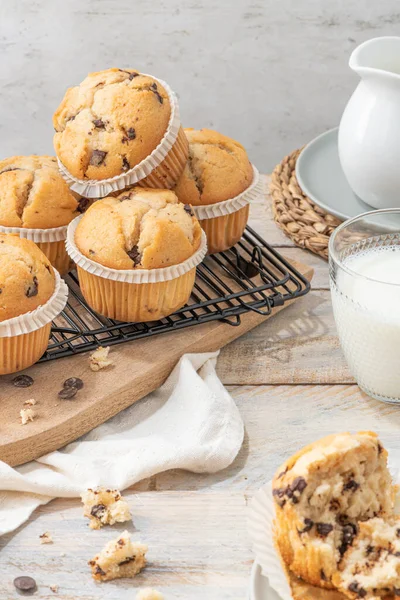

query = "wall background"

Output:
[[0, 0, 399, 172]]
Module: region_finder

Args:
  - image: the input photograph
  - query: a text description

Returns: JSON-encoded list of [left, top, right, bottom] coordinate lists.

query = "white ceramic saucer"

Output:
[[249, 561, 280, 600], [295, 128, 374, 221]]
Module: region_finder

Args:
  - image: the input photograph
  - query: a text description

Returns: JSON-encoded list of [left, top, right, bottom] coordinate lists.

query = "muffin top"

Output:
[[174, 128, 253, 206], [0, 234, 55, 321], [53, 69, 171, 181], [75, 188, 202, 270], [0, 155, 80, 229]]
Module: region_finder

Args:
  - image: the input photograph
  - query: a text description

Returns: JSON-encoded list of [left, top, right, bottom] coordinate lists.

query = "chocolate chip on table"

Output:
[[26, 276, 38, 298], [184, 204, 194, 216], [127, 245, 141, 266], [58, 386, 78, 400], [13, 576, 37, 592], [316, 523, 333, 537], [298, 518, 314, 534], [13, 374, 34, 388], [63, 377, 84, 391], [122, 157, 130, 171], [93, 119, 106, 129], [90, 150, 107, 167]]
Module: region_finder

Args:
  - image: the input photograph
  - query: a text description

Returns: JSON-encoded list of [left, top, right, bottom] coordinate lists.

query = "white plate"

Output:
[[295, 128, 374, 221], [249, 561, 281, 600]]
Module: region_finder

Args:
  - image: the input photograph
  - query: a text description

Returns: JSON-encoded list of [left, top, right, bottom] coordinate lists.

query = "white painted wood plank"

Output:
[[218, 290, 353, 385]]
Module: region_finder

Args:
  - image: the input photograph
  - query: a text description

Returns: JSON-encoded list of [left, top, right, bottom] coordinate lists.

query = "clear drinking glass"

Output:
[[329, 209, 400, 403]]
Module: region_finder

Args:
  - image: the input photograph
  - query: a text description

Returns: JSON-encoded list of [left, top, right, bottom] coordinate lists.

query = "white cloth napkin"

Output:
[[0, 351, 244, 536]]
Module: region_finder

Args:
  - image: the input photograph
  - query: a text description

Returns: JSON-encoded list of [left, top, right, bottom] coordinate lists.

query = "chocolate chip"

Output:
[[378, 443, 383, 454], [117, 538, 125, 546], [118, 556, 135, 565], [95, 565, 106, 576], [316, 523, 333, 537], [277, 467, 288, 479], [320, 569, 327, 581], [126, 127, 136, 140], [119, 195, 131, 202], [129, 71, 139, 80], [184, 204, 194, 216], [90, 150, 107, 167], [330, 499, 340, 511], [394, 589, 400, 596], [13, 576, 36, 592], [348, 582, 367, 598], [63, 377, 84, 390], [90, 503, 106, 519], [122, 157, 130, 171], [396, 529, 400, 538], [366, 545, 374, 555], [127, 245, 141, 266], [339, 523, 358, 555], [344, 479, 359, 492], [58, 387, 78, 400], [93, 119, 105, 129], [26, 276, 38, 298], [77, 198, 90, 213], [150, 83, 163, 104], [89, 249, 95, 255], [290, 477, 307, 494], [13, 374, 34, 388], [298, 518, 314, 534], [0, 288, 2, 294]]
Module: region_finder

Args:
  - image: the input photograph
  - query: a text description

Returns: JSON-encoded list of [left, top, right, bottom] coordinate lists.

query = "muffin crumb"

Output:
[[39, 531, 53, 544], [49, 585, 59, 593], [24, 398, 37, 406], [89, 346, 112, 371], [136, 589, 164, 600], [20, 407, 36, 425], [88, 530, 147, 581], [81, 487, 131, 529]]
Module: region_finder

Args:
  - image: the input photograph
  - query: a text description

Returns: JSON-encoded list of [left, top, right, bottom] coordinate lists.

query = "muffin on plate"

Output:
[[174, 128, 257, 254], [272, 432, 394, 590], [53, 69, 188, 196], [66, 188, 206, 322], [0, 155, 81, 274], [0, 234, 68, 374]]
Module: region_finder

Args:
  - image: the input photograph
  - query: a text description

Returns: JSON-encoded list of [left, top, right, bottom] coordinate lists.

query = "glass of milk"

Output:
[[330, 209, 400, 403]]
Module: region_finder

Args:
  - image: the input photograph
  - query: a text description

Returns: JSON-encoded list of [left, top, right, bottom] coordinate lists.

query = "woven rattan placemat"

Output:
[[270, 148, 342, 260]]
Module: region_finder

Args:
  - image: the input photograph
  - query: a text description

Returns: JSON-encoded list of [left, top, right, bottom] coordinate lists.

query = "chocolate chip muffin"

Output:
[[0, 233, 55, 321], [175, 128, 253, 206], [272, 432, 394, 590], [0, 155, 79, 228], [333, 517, 400, 599], [68, 188, 205, 322], [75, 188, 201, 270], [53, 69, 188, 189], [0, 155, 81, 274], [174, 128, 255, 253]]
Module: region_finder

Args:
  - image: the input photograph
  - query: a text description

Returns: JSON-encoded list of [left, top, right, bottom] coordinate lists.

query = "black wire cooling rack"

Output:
[[39, 226, 311, 362]]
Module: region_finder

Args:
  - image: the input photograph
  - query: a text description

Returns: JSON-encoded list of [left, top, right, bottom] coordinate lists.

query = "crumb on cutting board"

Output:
[[20, 407, 35, 425], [89, 346, 112, 371]]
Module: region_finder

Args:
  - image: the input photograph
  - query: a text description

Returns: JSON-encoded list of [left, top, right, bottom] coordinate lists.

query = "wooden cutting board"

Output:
[[0, 257, 313, 467]]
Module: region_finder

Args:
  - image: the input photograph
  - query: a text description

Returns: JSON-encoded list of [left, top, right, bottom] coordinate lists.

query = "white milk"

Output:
[[331, 245, 400, 401]]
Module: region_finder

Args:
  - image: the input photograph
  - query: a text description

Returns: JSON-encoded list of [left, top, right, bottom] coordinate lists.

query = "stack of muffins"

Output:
[[0, 67, 262, 374]]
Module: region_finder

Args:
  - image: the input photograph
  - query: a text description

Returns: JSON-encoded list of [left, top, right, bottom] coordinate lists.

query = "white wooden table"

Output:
[[1, 176, 396, 599]]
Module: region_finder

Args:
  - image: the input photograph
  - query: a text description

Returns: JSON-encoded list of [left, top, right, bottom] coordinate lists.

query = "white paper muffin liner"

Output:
[[0, 223, 68, 243], [247, 452, 400, 600], [192, 165, 262, 220], [66, 214, 207, 284], [0, 270, 68, 338], [58, 75, 181, 199]]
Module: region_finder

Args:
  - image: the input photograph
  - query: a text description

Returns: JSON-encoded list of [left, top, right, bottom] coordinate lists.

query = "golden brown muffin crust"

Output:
[[53, 69, 171, 180], [0, 155, 79, 229], [75, 188, 202, 270], [174, 128, 253, 206], [0, 234, 55, 321]]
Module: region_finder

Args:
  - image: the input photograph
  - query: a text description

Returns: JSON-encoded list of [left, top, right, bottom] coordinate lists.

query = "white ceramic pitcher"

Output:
[[339, 37, 400, 209]]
